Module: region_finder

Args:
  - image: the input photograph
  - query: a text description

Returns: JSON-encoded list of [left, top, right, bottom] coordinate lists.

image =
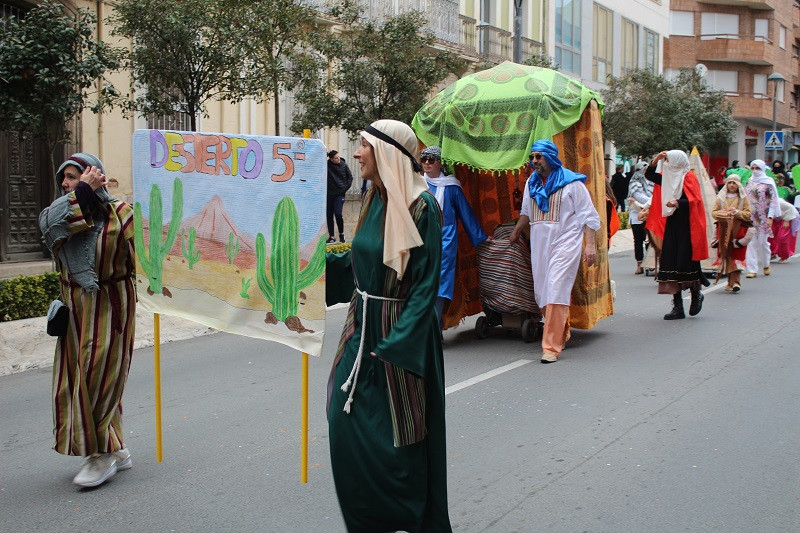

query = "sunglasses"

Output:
[[529, 153, 544, 160], [420, 156, 439, 163]]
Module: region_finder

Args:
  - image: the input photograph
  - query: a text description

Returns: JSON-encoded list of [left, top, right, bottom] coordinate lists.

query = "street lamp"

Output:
[[768, 72, 785, 132], [767, 72, 785, 163]]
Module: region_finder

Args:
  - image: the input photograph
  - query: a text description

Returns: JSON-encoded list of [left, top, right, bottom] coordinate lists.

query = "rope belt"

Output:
[[340, 287, 403, 414]]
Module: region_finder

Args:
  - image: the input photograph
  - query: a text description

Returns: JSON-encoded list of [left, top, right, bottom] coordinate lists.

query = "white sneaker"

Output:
[[778, 258, 789, 264], [73, 453, 118, 488], [113, 448, 132, 471]]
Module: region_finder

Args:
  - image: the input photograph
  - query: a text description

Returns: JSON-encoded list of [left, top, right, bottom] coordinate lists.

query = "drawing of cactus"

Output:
[[134, 178, 183, 295], [240, 277, 252, 299], [256, 197, 326, 330], [181, 227, 201, 269], [226, 232, 240, 265]]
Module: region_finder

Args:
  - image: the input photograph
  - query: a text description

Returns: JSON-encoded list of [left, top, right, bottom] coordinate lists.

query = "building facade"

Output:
[[1, 0, 552, 264], [664, 0, 800, 172], [541, 0, 671, 173]]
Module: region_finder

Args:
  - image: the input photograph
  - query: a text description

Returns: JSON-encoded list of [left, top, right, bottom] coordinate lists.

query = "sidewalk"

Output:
[[0, 310, 217, 376], [0, 228, 635, 376]]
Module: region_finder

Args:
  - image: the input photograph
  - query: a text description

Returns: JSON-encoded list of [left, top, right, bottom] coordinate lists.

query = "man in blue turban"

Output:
[[510, 139, 601, 363]]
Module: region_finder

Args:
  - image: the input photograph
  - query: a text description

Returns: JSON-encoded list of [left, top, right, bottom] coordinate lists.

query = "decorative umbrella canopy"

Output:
[[412, 61, 603, 172]]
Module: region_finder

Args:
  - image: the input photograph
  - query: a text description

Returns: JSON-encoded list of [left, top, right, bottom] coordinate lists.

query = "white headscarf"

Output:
[[360, 119, 429, 279], [749, 159, 782, 218], [660, 150, 690, 217]]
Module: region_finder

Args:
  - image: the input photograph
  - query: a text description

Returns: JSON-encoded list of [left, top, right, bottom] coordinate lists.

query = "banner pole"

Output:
[[301, 127, 312, 483], [301, 351, 309, 483], [154, 313, 163, 462]]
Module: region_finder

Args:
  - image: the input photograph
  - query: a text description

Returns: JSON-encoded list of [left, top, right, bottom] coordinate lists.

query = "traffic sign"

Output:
[[765, 130, 783, 149]]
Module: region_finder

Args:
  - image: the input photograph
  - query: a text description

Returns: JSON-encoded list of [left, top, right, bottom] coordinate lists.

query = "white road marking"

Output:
[[445, 359, 533, 396]]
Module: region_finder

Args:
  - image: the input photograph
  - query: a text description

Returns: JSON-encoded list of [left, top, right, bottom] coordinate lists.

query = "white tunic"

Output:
[[521, 179, 601, 307]]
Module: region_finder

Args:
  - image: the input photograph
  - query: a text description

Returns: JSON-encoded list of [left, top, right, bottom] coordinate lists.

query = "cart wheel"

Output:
[[521, 319, 535, 343], [475, 315, 489, 339]]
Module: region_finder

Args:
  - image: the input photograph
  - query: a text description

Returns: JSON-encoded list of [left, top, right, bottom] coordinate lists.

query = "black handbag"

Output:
[[46, 300, 69, 337]]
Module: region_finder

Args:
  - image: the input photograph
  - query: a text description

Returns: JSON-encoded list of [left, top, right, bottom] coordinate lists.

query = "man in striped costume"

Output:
[[510, 140, 600, 363], [39, 153, 136, 488]]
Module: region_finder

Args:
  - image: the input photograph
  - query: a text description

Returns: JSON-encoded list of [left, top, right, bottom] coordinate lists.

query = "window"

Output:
[[645, 29, 659, 74], [754, 74, 767, 96], [701, 13, 738, 40], [706, 70, 738, 95], [555, 0, 581, 75], [754, 19, 768, 42], [621, 19, 639, 73], [777, 80, 785, 102], [669, 11, 694, 36], [593, 4, 613, 82], [779, 25, 786, 49]]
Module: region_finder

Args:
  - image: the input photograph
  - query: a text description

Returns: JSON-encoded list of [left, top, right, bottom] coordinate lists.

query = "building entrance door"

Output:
[[0, 131, 51, 262]]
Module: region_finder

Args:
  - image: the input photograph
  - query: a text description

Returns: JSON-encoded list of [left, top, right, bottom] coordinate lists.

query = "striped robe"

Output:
[[40, 193, 136, 456]]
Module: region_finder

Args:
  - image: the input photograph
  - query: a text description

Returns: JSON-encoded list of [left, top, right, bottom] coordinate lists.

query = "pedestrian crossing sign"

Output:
[[765, 130, 783, 149]]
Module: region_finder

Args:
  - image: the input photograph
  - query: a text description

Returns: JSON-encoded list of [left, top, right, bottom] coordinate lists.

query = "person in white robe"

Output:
[[510, 139, 600, 363]]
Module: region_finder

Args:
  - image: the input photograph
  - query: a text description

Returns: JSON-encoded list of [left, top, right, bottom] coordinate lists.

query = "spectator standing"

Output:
[[326, 150, 354, 243], [610, 164, 629, 212], [38, 153, 136, 488]]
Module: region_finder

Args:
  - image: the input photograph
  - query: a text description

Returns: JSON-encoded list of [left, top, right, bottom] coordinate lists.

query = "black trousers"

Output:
[[632, 223, 647, 262], [327, 195, 345, 236]]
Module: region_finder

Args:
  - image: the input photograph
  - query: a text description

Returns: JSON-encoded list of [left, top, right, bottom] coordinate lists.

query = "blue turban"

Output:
[[528, 139, 586, 212]]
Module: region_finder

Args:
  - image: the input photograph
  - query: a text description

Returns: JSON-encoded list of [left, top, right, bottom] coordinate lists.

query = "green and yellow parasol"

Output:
[[411, 61, 603, 172]]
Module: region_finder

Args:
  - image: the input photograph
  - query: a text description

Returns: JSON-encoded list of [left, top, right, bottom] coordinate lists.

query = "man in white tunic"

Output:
[[510, 140, 600, 363]]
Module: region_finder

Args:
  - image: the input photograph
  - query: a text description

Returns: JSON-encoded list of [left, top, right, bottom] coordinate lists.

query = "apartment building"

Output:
[[665, 0, 800, 171]]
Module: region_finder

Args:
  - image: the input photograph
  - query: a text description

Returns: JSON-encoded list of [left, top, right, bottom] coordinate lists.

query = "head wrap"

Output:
[[421, 145, 450, 176], [660, 150, 690, 217], [628, 161, 653, 202], [527, 139, 586, 212], [747, 159, 782, 218], [360, 120, 429, 279], [717, 173, 745, 202], [47, 153, 117, 291]]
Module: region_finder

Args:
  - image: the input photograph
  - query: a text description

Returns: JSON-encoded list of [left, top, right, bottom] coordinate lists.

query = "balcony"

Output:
[[519, 36, 544, 63], [477, 23, 512, 65], [460, 15, 477, 56], [729, 92, 797, 128], [696, 34, 775, 65], [697, 0, 777, 10]]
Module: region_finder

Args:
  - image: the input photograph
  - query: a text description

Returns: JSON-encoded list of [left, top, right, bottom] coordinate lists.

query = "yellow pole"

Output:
[[301, 352, 309, 483], [154, 313, 163, 462], [301, 127, 311, 483]]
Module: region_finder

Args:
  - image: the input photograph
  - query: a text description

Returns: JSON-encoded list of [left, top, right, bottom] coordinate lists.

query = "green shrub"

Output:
[[0, 273, 60, 321], [618, 211, 630, 230], [326, 242, 352, 254]]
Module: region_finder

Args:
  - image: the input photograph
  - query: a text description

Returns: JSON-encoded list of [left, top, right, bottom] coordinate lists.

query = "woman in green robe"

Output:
[[327, 120, 451, 532]]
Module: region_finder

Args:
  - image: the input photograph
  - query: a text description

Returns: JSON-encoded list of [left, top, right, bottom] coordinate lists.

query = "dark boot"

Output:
[[339, 233, 345, 243], [664, 293, 685, 320], [689, 290, 704, 316]]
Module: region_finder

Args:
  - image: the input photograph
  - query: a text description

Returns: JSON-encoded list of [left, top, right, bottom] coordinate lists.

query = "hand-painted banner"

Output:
[[132, 130, 327, 355]]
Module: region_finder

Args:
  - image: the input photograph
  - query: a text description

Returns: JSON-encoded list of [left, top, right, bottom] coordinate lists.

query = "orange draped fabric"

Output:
[[646, 171, 709, 263], [441, 101, 613, 330]]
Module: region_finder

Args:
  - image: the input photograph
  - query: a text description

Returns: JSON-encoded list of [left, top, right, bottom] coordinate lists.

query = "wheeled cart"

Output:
[[474, 223, 542, 343]]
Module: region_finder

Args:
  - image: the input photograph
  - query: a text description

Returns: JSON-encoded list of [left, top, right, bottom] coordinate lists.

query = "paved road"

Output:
[[2, 252, 799, 532]]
